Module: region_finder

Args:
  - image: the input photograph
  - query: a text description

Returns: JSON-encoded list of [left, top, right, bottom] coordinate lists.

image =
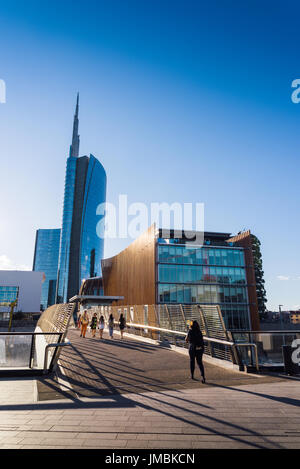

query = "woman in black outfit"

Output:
[[119, 313, 126, 339], [186, 320, 206, 383]]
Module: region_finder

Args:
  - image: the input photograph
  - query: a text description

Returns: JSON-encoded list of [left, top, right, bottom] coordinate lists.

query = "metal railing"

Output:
[[43, 340, 71, 373], [0, 303, 75, 375], [0, 332, 64, 372], [122, 321, 259, 371], [87, 303, 258, 369], [231, 330, 300, 368]]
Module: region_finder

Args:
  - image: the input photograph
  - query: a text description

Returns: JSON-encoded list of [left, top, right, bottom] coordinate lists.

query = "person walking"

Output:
[[119, 313, 126, 339], [99, 315, 105, 339], [80, 310, 89, 338], [185, 320, 206, 383], [77, 313, 82, 329], [90, 312, 98, 338], [108, 313, 114, 339]]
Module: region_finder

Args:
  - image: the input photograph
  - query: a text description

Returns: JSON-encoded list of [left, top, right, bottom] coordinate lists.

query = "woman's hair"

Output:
[[191, 320, 200, 332], [100, 315, 104, 321], [120, 313, 124, 319], [109, 313, 114, 319]]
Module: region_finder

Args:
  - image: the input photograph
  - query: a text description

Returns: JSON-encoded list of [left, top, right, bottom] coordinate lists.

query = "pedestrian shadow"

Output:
[[56, 344, 284, 449], [59, 344, 190, 398], [0, 342, 287, 449], [58, 357, 164, 389], [60, 346, 157, 380], [0, 374, 284, 449], [210, 382, 300, 408], [95, 339, 155, 354]]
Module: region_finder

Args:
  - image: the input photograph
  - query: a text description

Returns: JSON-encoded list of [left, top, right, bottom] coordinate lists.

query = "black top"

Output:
[[119, 317, 126, 329], [187, 328, 204, 349], [90, 317, 97, 329]]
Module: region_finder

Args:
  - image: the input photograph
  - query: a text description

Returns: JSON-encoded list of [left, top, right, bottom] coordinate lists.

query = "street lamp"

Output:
[[279, 304, 285, 345], [279, 305, 283, 323]]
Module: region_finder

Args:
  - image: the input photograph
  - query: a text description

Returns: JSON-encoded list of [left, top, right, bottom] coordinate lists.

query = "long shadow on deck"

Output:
[[0, 330, 290, 449]]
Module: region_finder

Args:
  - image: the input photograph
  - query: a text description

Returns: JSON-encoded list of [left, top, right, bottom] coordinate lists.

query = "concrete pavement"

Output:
[[0, 329, 299, 449], [0, 379, 300, 448]]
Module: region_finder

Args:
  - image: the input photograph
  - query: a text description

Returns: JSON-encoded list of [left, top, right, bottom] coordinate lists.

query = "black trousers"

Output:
[[189, 347, 205, 378]]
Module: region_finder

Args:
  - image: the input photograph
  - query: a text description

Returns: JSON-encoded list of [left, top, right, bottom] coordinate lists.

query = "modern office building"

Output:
[[101, 224, 266, 330], [32, 228, 61, 310], [0, 271, 44, 313], [56, 95, 107, 303]]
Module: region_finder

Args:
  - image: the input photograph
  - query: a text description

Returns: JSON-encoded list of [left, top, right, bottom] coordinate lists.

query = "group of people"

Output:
[[77, 311, 126, 340], [77, 311, 206, 383]]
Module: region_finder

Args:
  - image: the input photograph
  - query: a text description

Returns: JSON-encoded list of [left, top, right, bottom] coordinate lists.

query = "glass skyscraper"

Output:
[[56, 95, 107, 303], [33, 228, 61, 310]]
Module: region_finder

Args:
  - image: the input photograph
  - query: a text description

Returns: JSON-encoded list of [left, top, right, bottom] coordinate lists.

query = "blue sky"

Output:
[[0, 0, 299, 310]]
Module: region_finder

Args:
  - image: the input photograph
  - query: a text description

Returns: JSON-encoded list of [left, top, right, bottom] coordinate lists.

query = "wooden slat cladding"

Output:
[[101, 224, 156, 306], [227, 230, 260, 331]]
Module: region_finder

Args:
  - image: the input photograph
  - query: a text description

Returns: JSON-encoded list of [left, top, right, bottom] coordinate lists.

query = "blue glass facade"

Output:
[[157, 243, 251, 330], [33, 229, 61, 310], [80, 155, 106, 282], [56, 154, 106, 303], [56, 156, 77, 303]]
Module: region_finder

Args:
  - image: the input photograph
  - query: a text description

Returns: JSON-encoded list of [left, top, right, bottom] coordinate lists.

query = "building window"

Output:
[[184, 286, 191, 303], [177, 285, 184, 303], [0, 286, 19, 303]]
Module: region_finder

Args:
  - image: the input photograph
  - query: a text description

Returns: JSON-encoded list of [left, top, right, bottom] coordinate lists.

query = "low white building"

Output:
[[0, 270, 44, 313]]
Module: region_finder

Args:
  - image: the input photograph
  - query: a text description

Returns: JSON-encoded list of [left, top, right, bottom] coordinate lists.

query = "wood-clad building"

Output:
[[101, 224, 263, 331], [101, 224, 156, 306]]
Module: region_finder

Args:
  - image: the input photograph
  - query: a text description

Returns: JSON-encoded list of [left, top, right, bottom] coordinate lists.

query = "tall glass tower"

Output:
[[56, 95, 107, 303], [33, 228, 61, 310]]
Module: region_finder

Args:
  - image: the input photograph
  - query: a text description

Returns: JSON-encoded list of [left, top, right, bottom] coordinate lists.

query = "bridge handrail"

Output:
[[43, 340, 71, 374], [125, 321, 259, 371], [0, 332, 63, 335], [230, 330, 300, 334]]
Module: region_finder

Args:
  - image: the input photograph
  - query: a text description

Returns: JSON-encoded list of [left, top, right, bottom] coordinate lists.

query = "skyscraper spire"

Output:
[[69, 93, 80, 157]]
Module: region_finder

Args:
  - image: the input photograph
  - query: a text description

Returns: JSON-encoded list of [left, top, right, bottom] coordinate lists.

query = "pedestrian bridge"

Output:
[[0, 303, 299, 382], [46, 327, 280, 401], [0, 307, 299, 450]]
